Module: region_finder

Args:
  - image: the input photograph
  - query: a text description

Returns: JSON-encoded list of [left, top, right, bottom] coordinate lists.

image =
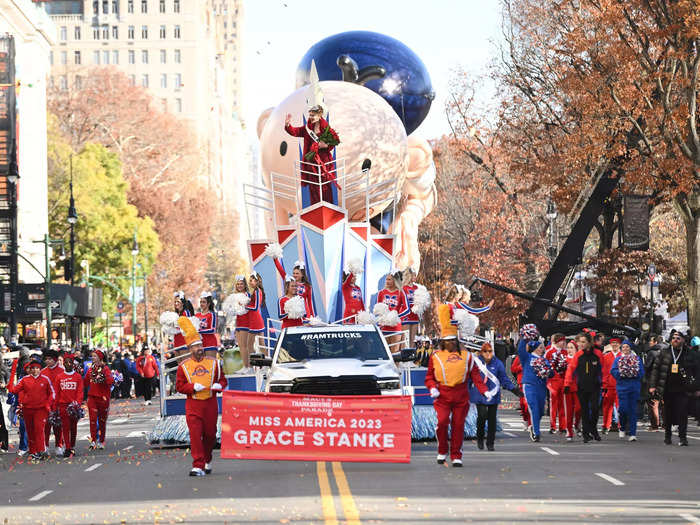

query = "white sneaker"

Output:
[[17, 449, 27, 457], [618, 431, 626, 439], [628, 435, 637, 442], [204, 462, 212, 474], [97, 442, 105, 450], [189, 467, 205, 477], [452, 458, 463, 467], [436, 454, 447, 465], [55, 446, 65, 456]]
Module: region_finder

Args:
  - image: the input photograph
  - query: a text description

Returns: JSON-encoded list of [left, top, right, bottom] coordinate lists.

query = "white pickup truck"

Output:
[[250, 325, 414, 396]]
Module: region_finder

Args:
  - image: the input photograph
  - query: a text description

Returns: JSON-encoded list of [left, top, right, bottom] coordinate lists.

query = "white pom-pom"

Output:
[[159, 311, 181, 335], [264, 242, 283, 259], [356, 310, 377, 325], [454, 309, 479, 336], [373, 302, 389, 318], [284, 296, 306, 319], [307, 316, 326, 327], [346, 257, 364, 275], [222, 293, 249, 317], [411, 285, 431, 316], [378, 309, 400, 327]]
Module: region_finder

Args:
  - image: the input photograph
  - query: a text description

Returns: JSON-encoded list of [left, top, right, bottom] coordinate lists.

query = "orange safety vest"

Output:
[[437, 303, 457, 338], [180, 357, 218, 400], [431, 350, 472, 387]]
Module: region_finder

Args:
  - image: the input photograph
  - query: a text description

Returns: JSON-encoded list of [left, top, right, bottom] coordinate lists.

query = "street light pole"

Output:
[[7, 140, 19, 343], [32, 234, 64, 345], [131, 230, 139, 341], [67, 156, 78, 345], [648, 263, 657, 333]]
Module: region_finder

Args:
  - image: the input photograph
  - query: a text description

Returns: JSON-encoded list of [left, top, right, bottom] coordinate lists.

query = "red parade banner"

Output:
[[220, 391, 413, 463]]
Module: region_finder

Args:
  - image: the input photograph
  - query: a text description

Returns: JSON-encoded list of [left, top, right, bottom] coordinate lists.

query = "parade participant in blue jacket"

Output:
[[517, 324, 554, 442], [611, 339, 644, 441], [470, 342, 522, 451]]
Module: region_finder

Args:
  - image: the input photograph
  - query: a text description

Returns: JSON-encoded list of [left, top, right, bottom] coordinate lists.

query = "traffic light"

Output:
[[63, 258, 73, 282]]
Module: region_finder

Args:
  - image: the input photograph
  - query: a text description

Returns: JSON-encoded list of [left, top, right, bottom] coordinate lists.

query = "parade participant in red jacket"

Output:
[[86, 349, 114, 450], [425, 337, 491, 467], [510, 355, 531, 427], [284, 105, 340, 205], [197, 291, 219, 357], [601, 337, 622, 433], [342, 271, 364, 323], [175, 316, 227, 477], [544, 333, 567, 434], [10, 359, 54, 459], [563, 340, 581, 441], [41, 348, 64, 454], [136, 347, 159, 406], [55, 353, 83, 457]]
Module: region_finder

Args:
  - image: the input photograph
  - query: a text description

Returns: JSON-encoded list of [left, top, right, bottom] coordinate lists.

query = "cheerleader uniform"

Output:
[[173, 311, 191, 351], [235, 293, 250, 332], [55, 370, 83, 452], [274, 259, 316, 317], [279, 296, 306, 329], [402, 283, 419, 325], [196, 311, 219, 352], [376, 288, 410, 334], [342, 273, 364, 323], [246, 288, 265, 334]]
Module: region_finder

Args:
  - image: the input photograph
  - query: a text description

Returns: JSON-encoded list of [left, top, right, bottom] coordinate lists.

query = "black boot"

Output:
[[477, 438, 484, 450]]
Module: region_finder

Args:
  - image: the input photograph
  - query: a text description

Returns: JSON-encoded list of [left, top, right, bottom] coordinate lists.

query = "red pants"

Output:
[[548, 384, 565, 431], [433, 387, 469, 460], [602, 388, 618, 429], [44, 411, 63, 449], [563, 391, 581, 437], [23, 407, 48, 455], [58, 403, 78, 450], [519, 392, 531, 426], [87, 396, 110, 444], [185, 398, 218, 469]]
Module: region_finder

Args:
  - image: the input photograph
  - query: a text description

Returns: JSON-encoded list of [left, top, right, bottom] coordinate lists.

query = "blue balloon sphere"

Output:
[[296, 31, 434, 135]]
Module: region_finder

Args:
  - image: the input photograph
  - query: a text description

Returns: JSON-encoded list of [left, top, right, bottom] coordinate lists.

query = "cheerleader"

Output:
[[55, 353, 83, 457], [232, 276, 252, 372], [342, 271, 364, 323], [376, 271, 410, 350], [611, 339, 644, 441], [563, 339, 581, 441], [247, 271, 266, 338], [401, 268, 420, 347], [41, 349, 64, 455], [544, 333, 567, 434], [273, 257, 315, 317], [197, 292, 219, 358], [86, 349, 113, 450], [279, 277, 307, 328], [517, 325, 554, 442]]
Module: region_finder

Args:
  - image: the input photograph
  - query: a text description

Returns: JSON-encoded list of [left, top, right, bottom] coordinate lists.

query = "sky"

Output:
[[241, 0, 503, 141]]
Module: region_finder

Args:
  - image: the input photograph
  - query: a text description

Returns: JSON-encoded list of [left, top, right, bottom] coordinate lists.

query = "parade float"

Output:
[[150, 32, 495, 447]]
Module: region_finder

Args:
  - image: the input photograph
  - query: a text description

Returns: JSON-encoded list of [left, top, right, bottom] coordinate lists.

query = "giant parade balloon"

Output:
[[295, 31, 434, 135]]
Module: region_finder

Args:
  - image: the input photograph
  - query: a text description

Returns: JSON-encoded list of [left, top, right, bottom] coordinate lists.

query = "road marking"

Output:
[[678, 513, 700, 524], [595, 473, 625, 486], [540, 447, 560, 456], [84, 462, 102, 472], [316, 462, 338, 525], [502, 431, 517, 437], [122, 445, 134, 451], [28, 490, 52, 502], [127, 431, 147, 438], [111, 418, 128, 424], [331, 462, 360, 525], [685, 436, 700, 441]]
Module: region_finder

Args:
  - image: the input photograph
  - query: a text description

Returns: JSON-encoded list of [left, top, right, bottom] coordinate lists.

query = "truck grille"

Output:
[[290, 375, 381, 395]]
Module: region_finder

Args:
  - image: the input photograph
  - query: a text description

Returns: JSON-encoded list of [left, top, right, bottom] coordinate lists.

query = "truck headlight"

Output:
[[268, 381, 293, 393], [377, 378, 400, 390]]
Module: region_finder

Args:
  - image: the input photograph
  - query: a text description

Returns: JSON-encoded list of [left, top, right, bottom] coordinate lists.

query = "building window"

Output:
[[160, 73, 167, 88], [93, 27, 100, 40], [93, 51, 100, 64], [142, 50, 148, 64], [112, 50, 119, 64], [141, 0, 147, 13], [59, 51, 67, 65], [174, 25, 180, 39], [160, 49, 166, 64], [142, 74, 149, 88], [74, 26, 81, 40], [102, 25, 109, 39], [101, 0, 107, 13], [142, 25, 148, 39], [112, 0, 118, 13], [74, 51, 81, 65], [174, 0, 179, 13], [174, 73, 182, 89], [75, 75, 82, 89], [103, 50, 110, 64], [60, 75, 68, 90], [49, 51, 53, 66], [175, 98, 182, 112], [160, 25, 166, 39], [93, 0, 98, 14], [159, 0, 165, 13], [60, 26, 67, 41], [128, 50, 135, 64], [128, 25, 135, 39], [128, 0, 134, 13], [174, 49, 181, 63], [129, 74, 136, 86], [112, 26, 118, 39]]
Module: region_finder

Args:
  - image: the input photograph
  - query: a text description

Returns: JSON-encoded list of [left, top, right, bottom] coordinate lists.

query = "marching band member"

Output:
[[86, 349, 114, 450], [175, 317, 227, 477], [10, 359, 54, 460], [425, 336, 492, 466], [601, 337, 622, 434], [41, 349, 64, 455], [197, 292, 219, 358], [376, 271, 410, 349], [173, 291, 194, 353], [517, 325, 554, 442], [273, 258, 316, 318], [55, 353, 83, 457], [435, 286, 460, 341], [279, 277, 308, 329], [611, 339, 644, 441], [342, 270, 365, 323], [544, 333, 567, 434]]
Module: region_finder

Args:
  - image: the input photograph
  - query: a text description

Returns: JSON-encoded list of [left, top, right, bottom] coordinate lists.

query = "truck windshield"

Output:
[[276, 330, 388, 363]]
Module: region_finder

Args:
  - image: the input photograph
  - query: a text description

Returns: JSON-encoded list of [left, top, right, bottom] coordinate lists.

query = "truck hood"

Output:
[[268, 359, 399, 382]]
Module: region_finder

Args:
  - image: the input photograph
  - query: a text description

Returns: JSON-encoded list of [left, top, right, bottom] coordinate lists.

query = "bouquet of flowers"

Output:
[[304, 127, 340, 161], [618, 354, 640, 379], [67, 400, 84, 420], [551, 352, 568, 375], [90, 364, 106, 384], [48, 409, 62, 430], [531, 356, 553, 380]]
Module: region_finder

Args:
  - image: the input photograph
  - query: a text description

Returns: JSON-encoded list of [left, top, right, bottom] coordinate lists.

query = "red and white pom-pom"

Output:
[[373, 302, 389, 318], [159, 311, 181, 335], [284, 296, 306, 319], [531, 356, 552, 379], [519, 323, 540, 341], [411, 285, 431, 316], [453, 309, 479, 336], [222, 293, 249, 317], [307, 316, 326, 327], [264, 242, 283, 260], [551, 352, 568, 374], [345, 258, 364, 275], [377, 309, 400, 327], [356, 310, 377, 325], [618, 354, 640, 378]]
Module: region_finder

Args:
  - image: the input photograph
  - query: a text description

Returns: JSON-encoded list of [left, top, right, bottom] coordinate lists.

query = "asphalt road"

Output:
[[1, 400, 700, 524]]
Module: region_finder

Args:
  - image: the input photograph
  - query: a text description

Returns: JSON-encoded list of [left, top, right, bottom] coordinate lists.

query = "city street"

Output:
[[1, 402, 699, 524]]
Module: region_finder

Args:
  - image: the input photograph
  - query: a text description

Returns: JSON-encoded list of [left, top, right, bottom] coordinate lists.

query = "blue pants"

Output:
[[617, 389, 640, 436], [523, 382, 547, 436], [18, 417, 27, 451]]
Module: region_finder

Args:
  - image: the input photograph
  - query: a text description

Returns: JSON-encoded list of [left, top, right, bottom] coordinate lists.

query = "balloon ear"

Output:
[[405, 135, 435, 192], [257, 107, 275, 139]]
